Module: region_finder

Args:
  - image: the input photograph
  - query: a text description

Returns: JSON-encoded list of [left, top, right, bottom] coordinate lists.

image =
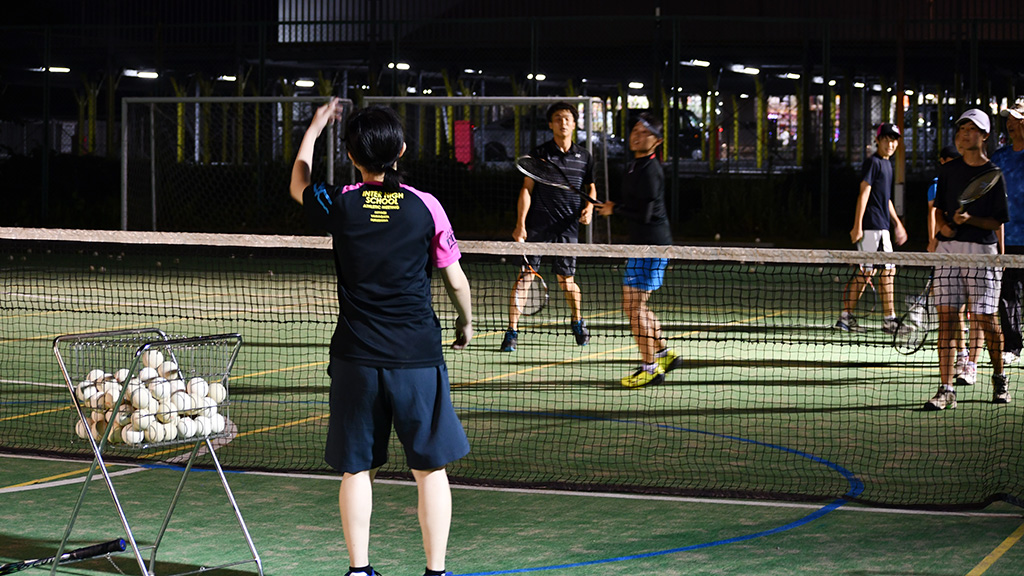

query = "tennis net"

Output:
[[2, 227, 1022, 509]]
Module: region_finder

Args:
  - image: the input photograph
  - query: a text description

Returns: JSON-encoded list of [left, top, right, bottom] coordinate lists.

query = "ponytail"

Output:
[[382, 166, 401, 192]]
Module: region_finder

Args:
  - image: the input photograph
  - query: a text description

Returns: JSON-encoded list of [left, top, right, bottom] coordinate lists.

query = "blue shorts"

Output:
[[623, 258, 669, 291], [325, 358, 470, 473]]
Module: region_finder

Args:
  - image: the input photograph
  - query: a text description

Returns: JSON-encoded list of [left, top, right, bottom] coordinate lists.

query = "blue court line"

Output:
[[456, 409, 863, 576]]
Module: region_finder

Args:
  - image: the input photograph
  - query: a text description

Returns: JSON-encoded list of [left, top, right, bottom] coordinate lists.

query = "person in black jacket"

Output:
[[597, 112, 681, 388]]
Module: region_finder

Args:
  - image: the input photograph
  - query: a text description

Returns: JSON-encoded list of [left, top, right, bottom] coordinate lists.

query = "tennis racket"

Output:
[[0, 539, 127, 574], [956, 166, 1003, 213], [893, 276, 933, 355], [513, 255, 548, 315], [515, 155, 603, 207]]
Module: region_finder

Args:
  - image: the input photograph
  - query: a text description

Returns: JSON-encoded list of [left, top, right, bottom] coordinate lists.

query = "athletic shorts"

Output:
[[324, 358, 470, 474], [933, 240, 1001, 316], [524, 231, 577, 277], [856, 229, 894, 271], [623, 258, 669, 291]]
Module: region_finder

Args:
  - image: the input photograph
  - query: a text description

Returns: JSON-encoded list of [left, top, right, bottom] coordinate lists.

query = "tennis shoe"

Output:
[[572, 319, 590, 346], [345, 570, 380, 576], [955, 361, 977, 387], [923, 386, 957, 411], [621, 365, 665, 388], [657, 350, 684, 373], [881, 317, 906, 335], [500, 329, 518, 352], [1003, 351, 1021, 366], [993, 374, 1012, 404], [956, 350, 970, 374], [834, 313, 865, 333]]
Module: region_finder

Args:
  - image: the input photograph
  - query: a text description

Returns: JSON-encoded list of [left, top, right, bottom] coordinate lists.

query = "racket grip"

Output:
[[65, 539, 127, 561]]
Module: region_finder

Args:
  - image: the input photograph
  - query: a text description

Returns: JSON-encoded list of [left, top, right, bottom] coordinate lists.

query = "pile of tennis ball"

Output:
[[73, 349, 228, 446]]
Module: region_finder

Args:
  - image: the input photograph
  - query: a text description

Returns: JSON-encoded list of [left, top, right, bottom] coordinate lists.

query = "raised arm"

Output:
[[290, 98, 344, 204]]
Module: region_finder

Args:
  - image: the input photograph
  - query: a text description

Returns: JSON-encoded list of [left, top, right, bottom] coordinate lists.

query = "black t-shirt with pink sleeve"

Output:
[[303, 181, 461, 368]]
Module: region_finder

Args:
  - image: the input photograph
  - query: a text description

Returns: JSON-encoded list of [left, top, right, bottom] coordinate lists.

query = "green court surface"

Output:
[[1, 454, 1023, 576]]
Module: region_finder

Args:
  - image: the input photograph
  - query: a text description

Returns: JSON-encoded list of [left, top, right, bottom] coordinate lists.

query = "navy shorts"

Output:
[[325, 357, 470, 473]]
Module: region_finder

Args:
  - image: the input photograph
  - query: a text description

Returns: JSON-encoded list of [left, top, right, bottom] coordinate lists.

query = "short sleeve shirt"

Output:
[[934, 158, 1009, 245], [303, 181, 461, 368], [859, 153, 894, 231], [990, 145, 1024, 247], [524, 139, 595, 239]]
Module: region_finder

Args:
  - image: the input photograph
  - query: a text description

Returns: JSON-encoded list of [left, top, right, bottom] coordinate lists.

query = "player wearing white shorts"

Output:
[[836, 123, 908, 333], [925, 109, 1011, 410]]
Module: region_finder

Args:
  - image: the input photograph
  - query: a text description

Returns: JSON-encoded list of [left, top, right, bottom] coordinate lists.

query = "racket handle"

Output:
[[65, 539, 127, 561]]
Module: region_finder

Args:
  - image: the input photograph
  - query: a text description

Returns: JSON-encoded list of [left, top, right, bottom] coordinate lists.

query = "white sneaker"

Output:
[[1003, 351, 1021, 366], [955, 361, 977, 387], [924, 386, 957, 411], [955, 351, 969, 374]]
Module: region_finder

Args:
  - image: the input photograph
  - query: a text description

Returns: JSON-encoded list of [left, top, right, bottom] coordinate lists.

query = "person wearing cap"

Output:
[[924, 145, 971, 371], [596, 112, 680, 388], [993, 103, 1024, 367], [925, 109, 1011, 410], [835, 122, 908, 334]]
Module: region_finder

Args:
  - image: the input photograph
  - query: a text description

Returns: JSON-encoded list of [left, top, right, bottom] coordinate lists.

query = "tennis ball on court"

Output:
[[141, 349, 164, 369], [207, 382, 227, 404], [148, 378, 171, 400], [177, 417, 197, 439], [714, 233, 721, 241], [130, 410, 155, 431], [85, 368, 106, 383], [144, 422, 166, 443], [186, 377, 209, 398], [121, 425, 144, 445], [157, 360, 179, 380], [138, 366, 159, 382]]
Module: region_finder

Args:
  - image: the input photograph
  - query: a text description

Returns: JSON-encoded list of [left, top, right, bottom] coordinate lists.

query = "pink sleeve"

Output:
[[406, 186, 462, 268]]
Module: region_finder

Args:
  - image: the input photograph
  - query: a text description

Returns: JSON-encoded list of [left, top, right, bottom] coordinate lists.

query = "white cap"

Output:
[[956, 109, 991, 133], [999, 106, 1024, 121]]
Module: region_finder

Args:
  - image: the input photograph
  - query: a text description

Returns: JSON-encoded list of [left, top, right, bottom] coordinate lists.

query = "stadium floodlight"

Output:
[[295, 80, 315, 88]]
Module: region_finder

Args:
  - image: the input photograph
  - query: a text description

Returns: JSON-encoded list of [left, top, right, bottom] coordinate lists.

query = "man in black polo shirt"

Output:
[[501, 102, 598, 352]]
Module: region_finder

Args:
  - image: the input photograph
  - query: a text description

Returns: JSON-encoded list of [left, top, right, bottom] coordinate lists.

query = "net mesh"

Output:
[[2, 228, 1022, 509]]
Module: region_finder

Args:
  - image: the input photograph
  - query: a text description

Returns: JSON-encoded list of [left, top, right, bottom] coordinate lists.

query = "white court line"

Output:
[[2, 453, 1020, 519], [0, 379, 65, 388]]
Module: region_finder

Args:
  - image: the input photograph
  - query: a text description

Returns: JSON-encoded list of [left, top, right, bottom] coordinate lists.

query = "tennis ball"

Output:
[[155, 401, 178, 424], [194, 415, 212, 437], [128, 386, 153, 410], [209, 413, 226, 434], [138, 367, 159, 382], [85, 368, 106, 383], [177, 417, 197, 439], [113, 368, 131, 383], [144, 422, 166, 443], [714, 233, 721, 241], [170, 390, 194, 414], [148, 378, 171, 400], [76, 382, 99, 403], [157, 360, 179, 380], [195, 396, 218, 418], [74, 419, 95, 440], [121, 425, 144, 445], [141, 349, 164, 369], [88, 393, 106, 410], [130, 410, 155, 431], [107, 421, 123, 444], [113, 405, 133, 427], [162, 421, 178, 441], [168, 378, 186, 395], [207, 382, 227, 404], [186, 377, 209, 398]]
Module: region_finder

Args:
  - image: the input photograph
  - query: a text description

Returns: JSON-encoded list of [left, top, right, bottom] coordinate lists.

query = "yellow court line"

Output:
[[3, 463, 120, 490], [965, 521, 1024, 576], [0, 406, 70, 423]]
